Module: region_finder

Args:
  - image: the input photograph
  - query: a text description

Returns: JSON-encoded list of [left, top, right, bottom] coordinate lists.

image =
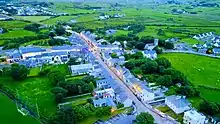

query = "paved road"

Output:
[[79, 33, 178, 124]]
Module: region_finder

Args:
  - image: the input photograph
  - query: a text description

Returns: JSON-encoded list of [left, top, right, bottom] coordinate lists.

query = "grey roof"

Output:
[[96, 78, 111, 85], [118, 92, 129, 102], [93, 98, 116, 107], [213, 48, 220, 53], [166, 95, 190, 108], [51, 45, 85, 50], [144, 50, 156, 54], [19, 47, 46, 54], [114, 115, 135, 124], [138, 83, 154, 93]]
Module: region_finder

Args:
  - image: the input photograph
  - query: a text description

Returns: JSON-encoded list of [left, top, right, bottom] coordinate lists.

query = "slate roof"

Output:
[[213, 48, 220, 53], [19, 47, 46, 54], [144, 50, 156, 55], [93, 98, 116, 107], [166, 95, 190, 108]]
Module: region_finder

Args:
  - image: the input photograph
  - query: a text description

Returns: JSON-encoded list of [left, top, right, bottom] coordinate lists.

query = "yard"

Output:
[[0, 93, 39, 124], [156, 106, 183, 122]]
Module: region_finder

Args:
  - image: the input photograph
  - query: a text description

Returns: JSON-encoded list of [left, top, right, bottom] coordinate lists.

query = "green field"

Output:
[[0, 93, 39, 124], [0, 30, 37, 39], [160, 53, 220, 88], [15, 16, 51, 22], [160, 53, 220, 105], [0, 20, 31, 29], [42, 16, 76, 25]]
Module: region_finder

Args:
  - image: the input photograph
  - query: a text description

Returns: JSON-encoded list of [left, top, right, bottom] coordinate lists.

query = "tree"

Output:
[[164, 68, 186, 84], [140, 59, 158, 74], [11, 64, 29, 80], [199, 100, 220, 115], [157, 29, 165, 36], [165, 42, 174, 49], [111, 53, 118, 58], [153, 46, 163, 54], [67, 57, 79, 65], [55, 93, 65, 103], [55, 26, 66, 36], [55, 106, 76, 124], [48, 39, 65, 46], [52, 87, 68, 95], [156, 75, 173, 87], [176, 86, 199, 97], [49, 31, 56, 38], [48, 71, 65, 86], [155, 58, 171, 68], [135, 112, 154, 124], [24, 23, 41, 32]]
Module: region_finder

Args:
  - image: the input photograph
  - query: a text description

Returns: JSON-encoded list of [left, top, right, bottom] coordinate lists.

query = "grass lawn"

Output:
[[15, 16, 51, 22], [0, 20, 31, 29], [0, 93, 39, 124], [181, 38, 203, 45], [64, 94, 92, 103], [0, 30, 37, 39], [156, 106, 183, 122], [42, 64, 70, 75], [28, 67, 41, 77], [0, 77, 56, 117]]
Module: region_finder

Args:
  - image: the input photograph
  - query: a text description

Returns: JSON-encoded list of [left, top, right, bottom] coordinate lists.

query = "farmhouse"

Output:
[[165, 95, 191, 114], [70, 63, 94, 76], [183, 110, 206, 124]]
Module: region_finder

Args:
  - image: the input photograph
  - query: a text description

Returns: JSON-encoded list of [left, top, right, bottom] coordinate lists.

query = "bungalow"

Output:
[[142, 50, 157, 60], [165, 95, 191, 114], [213, 48, 220, 54], [70, 63, 94, 76], [93, 98, 116, 108], [183, 110, 206, 124]]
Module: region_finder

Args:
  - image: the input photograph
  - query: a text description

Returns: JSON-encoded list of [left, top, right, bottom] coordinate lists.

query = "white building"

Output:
[[70, 63, 94, 76], [134, 83, 155, 102], [184, 110, 206, 124], [142, 50, 157, 60], [165, 95, 191, 114], [93, 88, 115, 99]]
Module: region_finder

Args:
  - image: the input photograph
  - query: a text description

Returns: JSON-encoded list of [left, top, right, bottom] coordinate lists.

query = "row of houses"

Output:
[[6, 45, 89, 68]]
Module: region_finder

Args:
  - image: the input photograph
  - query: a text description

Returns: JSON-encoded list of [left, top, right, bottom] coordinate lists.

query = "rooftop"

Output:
[[166, 95, 190, 108]]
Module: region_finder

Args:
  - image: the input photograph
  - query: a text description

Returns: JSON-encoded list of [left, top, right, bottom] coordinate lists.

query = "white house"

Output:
[[134, 83, 155, 102], [165, 95, 191, 114], [184, 110, 206, 124], [142, 50, 157, 60], [93, 88, 115, 99], [70, 63, 94, 76]]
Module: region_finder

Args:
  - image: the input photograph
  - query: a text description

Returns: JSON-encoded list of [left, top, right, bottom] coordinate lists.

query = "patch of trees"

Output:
[[1, 64, 29, 81], [39, 69, 96, 104], [24, 23, 41, 32], [55, 26, 66, 36], [134, 112, 154, 124], [128, 24, 145, 34], [199, 100, 220, 116], [158, 40, 174, 49], [48, 39, 65, 46], [124, 57, 198, 97]]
